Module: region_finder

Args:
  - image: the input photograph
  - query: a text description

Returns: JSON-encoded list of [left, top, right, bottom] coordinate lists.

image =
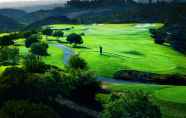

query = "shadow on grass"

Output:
[[14, 44, 24, 46], [121, 50, 145, 56], [48, 39, 69, 44], [57, 40, 68, 44], [72, 46, 90, 49]]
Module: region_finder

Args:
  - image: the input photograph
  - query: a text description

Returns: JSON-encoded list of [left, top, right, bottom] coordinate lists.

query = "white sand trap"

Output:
[[135, 24, 156, 28]]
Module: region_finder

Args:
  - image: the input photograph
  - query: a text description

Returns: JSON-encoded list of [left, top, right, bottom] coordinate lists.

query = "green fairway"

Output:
[[17, 44, 64, 70], [50, 24, 186, 77], [0, 24, 186, 118], [43, 46, 64, 69]]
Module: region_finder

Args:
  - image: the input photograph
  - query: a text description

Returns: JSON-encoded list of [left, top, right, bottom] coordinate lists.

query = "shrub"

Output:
[[0, 67, 61, 102], [53, 31, 64, 37], [0, 100, 58, 118], [0, 46, 19, 66], [31, 42, 48, 56], [25, 34, 41, 48], [23, 30, 38, 39], [80, 32, 85, 36], [23, 54, 48, 73], [1, 66, 26, 79], [5, 32, 24, 40], [170, 29, 186, 54], [42, 28, 53, 36], [154, 38, 165, 44], [0, 36, 14, 46], [101, 91, 162, 118], [0, 67, 28, 102], [70, 70, 100, 103], [0, 32, 25, 47], [51, 67, 100, 103], [69, 55, 87, 69], [66, 33, 83, 46], [149, 28, 166, 45]]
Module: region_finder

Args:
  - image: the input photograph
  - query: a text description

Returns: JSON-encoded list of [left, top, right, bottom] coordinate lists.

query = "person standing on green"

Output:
[[99, 46, 103, 55]]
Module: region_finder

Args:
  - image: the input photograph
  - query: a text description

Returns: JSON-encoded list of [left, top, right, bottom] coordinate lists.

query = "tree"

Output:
[[66, 33, 83, 47], [56, 67, 100, 103], [0, 46, 19, 66], [25, 34, 41, 48], [0, 100, 58, 118], [70, 69, 100, 103], [149, 28, 166, 45], [31, 42, 49, 56], [0, 35, 14, 47], [169, 28, 186, 54], [23, 30, 38, 39], [101, 91, 162, 118], [69, 55, 87, 69], [23, 54, 48, 73], [0, 67, 28, 102], [53, 31, 64, 38], [42, 28, 53, 36], [0, 66, 63, 102]]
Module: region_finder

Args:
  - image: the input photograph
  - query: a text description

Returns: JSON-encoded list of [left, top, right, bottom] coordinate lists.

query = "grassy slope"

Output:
[[1, 24, 186, 118], [50, 24, 186, 77], [0, 40, 64, 71], [102, 83, 186, 118], [44, 46, 64, 69], [49, 24, 186, 118]]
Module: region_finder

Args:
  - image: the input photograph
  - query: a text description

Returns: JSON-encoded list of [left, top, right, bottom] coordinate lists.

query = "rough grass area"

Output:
[[154, 86, 186, 104], [100, 83, 186, 118], [50, 23, 186, 77]]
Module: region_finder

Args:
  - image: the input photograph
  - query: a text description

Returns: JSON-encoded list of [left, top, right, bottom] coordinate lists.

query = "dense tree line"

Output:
[[149, 3, 186, 54], [0, 54, 101, 117], [65, 0, 186, 24], [65, 0, 130, 8]]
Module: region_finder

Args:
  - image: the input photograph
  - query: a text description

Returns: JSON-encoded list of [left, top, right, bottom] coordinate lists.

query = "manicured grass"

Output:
[[0, 33, 9, 37], [1, 24, 186, 118], [50, 24, 186, 77], [19, 45, 28, 56], [17, 43, 64, 69], [0, 66, 9, 73], [154, 86, 186, 104], [102, 83, 186, 118], [43, 46, 64, 69]]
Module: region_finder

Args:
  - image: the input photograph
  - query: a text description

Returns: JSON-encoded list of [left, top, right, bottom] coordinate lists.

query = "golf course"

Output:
[[48, 23, 186, 118], [1, 23, 186, 118], [49, 23, 186, 77], [0, 1, 185, 118]]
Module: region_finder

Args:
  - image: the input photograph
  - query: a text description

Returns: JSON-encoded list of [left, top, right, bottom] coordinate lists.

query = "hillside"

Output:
[[0, 15, 25, 32], [24, 16, 77, 31], [29, 7, 79, 22], [0, 9, 31, 24]]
